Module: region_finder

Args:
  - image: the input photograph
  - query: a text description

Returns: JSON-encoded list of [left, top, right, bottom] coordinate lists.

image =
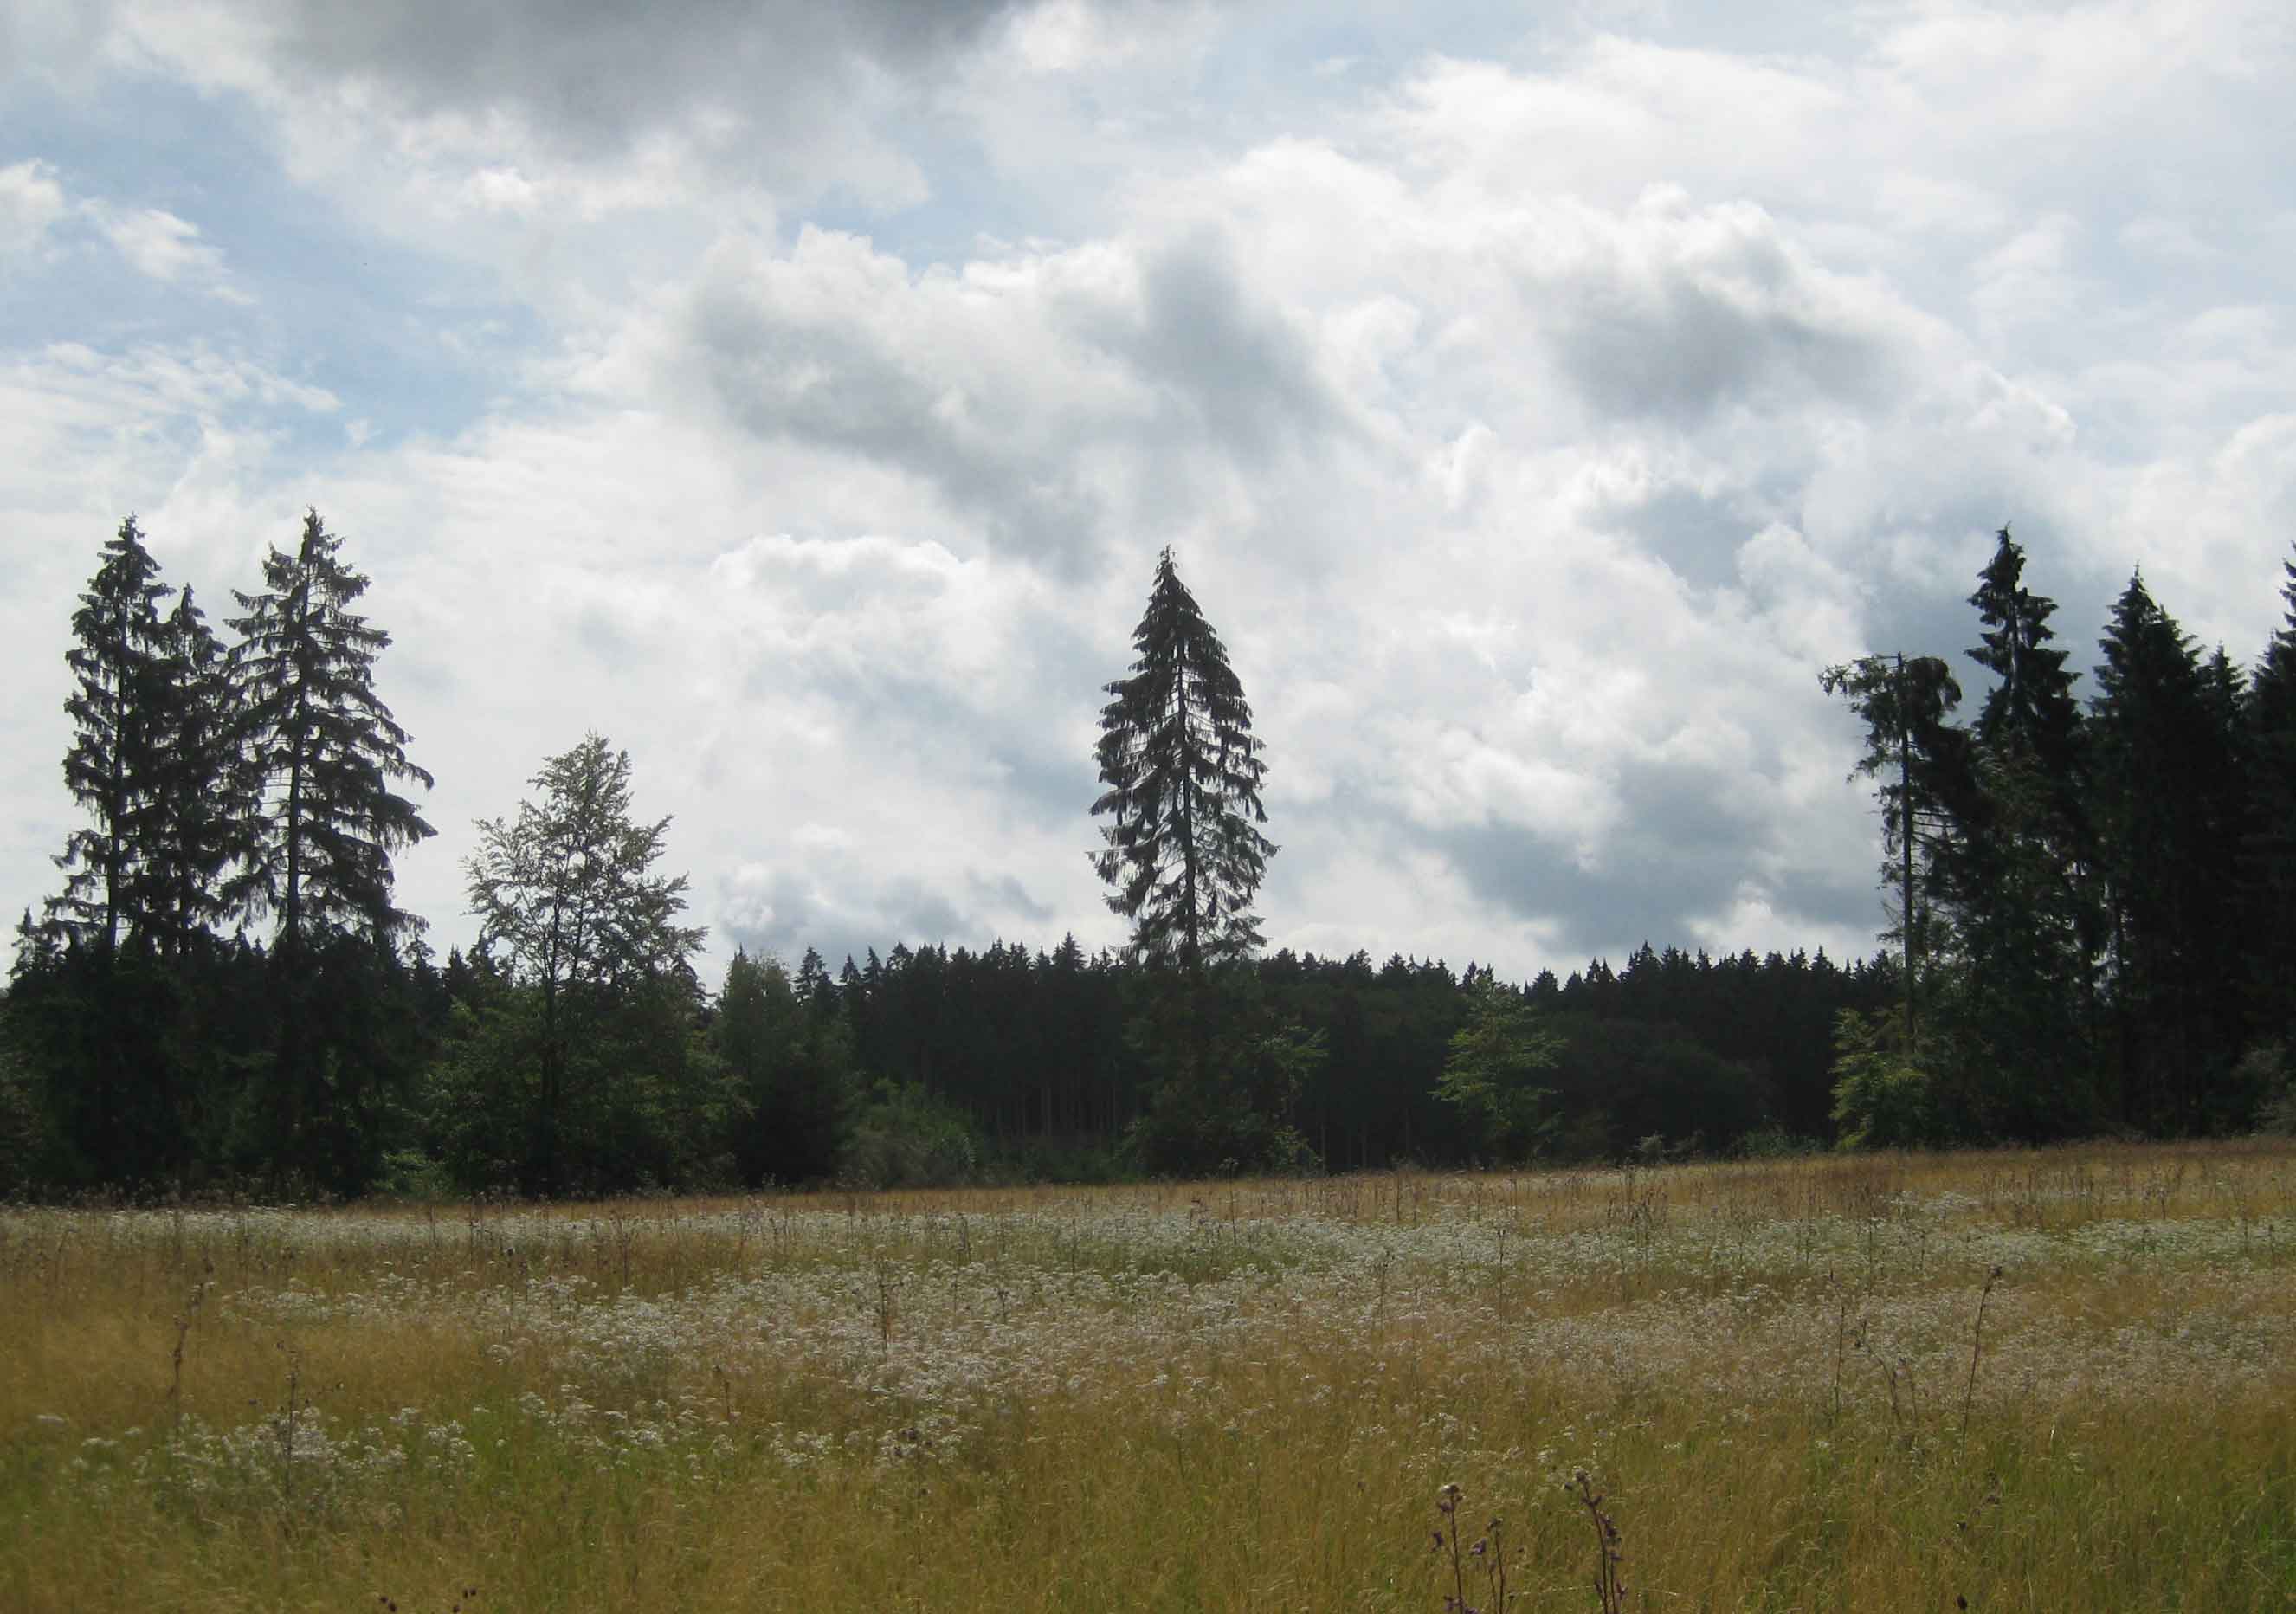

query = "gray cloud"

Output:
[[1536, 203, 1907, 425], [252, 0, 1023, 158], [678, 224, 1351, 568], [716, 862, 1010, 972], [1429, 765, 1873, 968], [1113, 229, 1348, 462]]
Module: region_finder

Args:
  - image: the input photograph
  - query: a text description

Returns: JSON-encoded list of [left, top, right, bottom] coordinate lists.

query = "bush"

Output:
[[840, 1081, 984, 1190], [2244, 1043, 2296, 1136]]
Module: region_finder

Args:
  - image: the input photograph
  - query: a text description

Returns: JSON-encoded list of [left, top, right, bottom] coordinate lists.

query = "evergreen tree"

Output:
[[1092, 548, 1287, 1171], [50, 516, 171, 952], [228, 509, 436, 951], [716, 949, 855, 1185], [1951, 529, 2100, 1138], [1818, 653, 1979, 1040], [144, 584, 248, 959], [1092, 547, 1275, 973], [464, 733, 707, 1193], [2090, 571, 2245, 1130], [2248, 549, 2296, 1047]]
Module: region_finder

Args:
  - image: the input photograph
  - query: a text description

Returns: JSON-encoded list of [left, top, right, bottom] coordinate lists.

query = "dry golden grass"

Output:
[[5, 1139, 2294, 1611]]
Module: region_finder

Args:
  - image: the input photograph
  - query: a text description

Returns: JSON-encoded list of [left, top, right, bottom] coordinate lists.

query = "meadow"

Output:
[[3, 1141, 2293, 1612]]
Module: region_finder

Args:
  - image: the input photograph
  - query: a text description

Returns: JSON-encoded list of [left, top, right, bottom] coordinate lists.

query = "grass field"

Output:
[[5, 1141, 2293, 1611]]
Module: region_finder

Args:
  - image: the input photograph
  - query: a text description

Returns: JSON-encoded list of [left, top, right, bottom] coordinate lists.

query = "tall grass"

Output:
[[4, 1140, 2293, 1611]]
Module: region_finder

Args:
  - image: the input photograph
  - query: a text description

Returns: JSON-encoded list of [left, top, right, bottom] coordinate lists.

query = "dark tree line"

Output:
[[4, 523, 2291, 1199], [1822, 529, 2296, 1145]]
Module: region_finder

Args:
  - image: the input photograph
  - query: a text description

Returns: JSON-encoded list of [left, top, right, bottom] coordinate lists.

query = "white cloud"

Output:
[[0, 158, 67, 258], [6, 0, 2296, 984], [81, 201, 249, 300]]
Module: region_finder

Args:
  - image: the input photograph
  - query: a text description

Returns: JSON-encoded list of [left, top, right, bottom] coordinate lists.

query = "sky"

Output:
[[5, 0, 2294, 986]]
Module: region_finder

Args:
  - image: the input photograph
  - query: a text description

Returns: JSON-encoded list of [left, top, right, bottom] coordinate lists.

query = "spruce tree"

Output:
[[1955, 528, 2099, 1137], [2247, 550, 2296, 1045], [50, 516, 171, 952], [1092, 547, 1285, 1169], [144, 584, 248, 960], [1091, 547, 1275, 972], [227, 510, 436, 952], [227, 510, 435, 1185], [2090, 571, 2245, 1130]]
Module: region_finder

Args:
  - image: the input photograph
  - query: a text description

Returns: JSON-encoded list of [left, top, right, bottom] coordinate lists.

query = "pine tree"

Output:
[[50, 516, 171, 952], [227, 510, 436, 952], [1091, 547, 1275, 972]]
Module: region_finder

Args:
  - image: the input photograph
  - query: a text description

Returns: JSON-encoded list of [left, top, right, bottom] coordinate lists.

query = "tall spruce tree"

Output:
[[144, 584, 248, 960], [50, 516, 171, 952], [1953, 528, 2099, 1137], [1092, 547, 1275, 973], [227, 510, 435, 1185], [2090, 571, 2245, 1130], [228, 511, 435, 951], [1092, 548, 1287, 1170]]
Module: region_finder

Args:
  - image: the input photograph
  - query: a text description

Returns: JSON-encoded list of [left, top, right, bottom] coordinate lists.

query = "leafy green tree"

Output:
[[841, 1080, 983, 1189], [49, 516, 171, 952], [1435, 974, 1560, 1161], [464, 733, 709, 1194]]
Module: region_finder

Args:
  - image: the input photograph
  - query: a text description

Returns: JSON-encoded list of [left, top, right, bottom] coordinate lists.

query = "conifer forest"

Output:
[[6, 513, 2296, 1199]]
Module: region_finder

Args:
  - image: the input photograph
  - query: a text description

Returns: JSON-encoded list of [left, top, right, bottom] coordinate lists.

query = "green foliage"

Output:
[[2235, 1043, 2295, 1136], [1435, 975, 1559, 1161], [464, 733, 710, 1194], [1818, 651, 1981, 1036], [1126, 967, 1324, 1175], [1828, 1009, 1940, 1150], [717, 950, 855, 1186], [840, 1080, 984, 1189], [430, 973, 733, 1196]]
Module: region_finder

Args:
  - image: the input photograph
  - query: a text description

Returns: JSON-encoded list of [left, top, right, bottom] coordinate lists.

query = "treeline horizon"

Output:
[[3, 511, 2293, 1200]]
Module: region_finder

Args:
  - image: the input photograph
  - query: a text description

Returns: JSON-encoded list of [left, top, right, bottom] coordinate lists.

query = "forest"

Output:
[[3, 513, 2293, 1198]]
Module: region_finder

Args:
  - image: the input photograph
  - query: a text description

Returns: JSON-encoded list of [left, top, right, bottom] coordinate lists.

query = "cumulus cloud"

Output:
[[642, 221, 1351, 569], [6, 0, 2296, 985]]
